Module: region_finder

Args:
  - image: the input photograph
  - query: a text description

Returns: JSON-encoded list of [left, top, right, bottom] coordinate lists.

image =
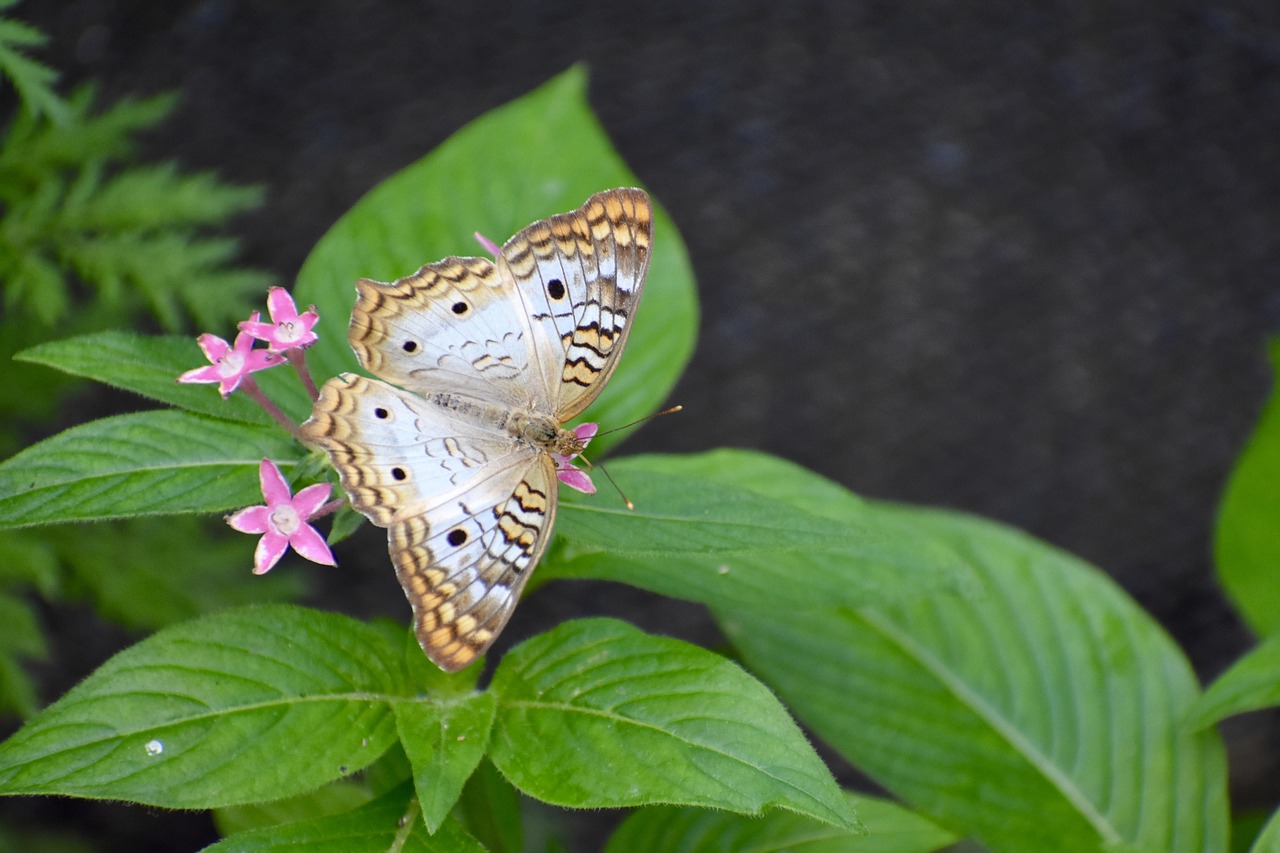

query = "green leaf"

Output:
[[1252, 808, 1280, 853], [214, 779, 374, 836], [292, 65, 697, 460], [15, 331, 314, 425], [207, 781, 487, 853], [0, 605, 403, 807], [1216, 339, 1280, 635], [0, 409, 301, 528], [488, 618, 861, 830], [1188, 633, 1280, 728], [0, 590, 45, 717], [549, 450, 965, 611], [56, 518, 306, 631], [394, 690, 495, 833], [721, 505, 1228, 853], [454, 758, 524, 853], [606, 792, 958, 853]]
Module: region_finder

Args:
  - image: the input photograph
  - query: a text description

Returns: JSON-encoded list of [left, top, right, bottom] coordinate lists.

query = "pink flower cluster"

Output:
[[179, 287, 335, 575], [178, 288, 318, 397]]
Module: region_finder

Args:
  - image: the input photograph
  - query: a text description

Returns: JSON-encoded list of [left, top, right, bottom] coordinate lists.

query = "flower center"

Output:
[[269, 504, 301, 536], [218, 351, 245, 377], [278, 321, 301, 343]]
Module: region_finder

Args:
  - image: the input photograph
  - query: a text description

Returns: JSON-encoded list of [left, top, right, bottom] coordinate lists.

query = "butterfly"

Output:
[[299, 188, 652, 672]]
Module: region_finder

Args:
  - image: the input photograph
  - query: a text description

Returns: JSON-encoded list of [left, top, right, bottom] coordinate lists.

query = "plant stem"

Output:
[[240, 376, 299, 438], [288, 349, 320, 401]]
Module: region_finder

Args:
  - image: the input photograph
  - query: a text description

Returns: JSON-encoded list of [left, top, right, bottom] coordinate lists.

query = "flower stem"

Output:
[[240, 376, 299, 438], [288, 349, 320, 401], [315, 498, 346, 518]]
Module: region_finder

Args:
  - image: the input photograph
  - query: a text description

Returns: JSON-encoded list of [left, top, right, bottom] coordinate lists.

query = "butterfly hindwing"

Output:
[[501, 188, 653, 420], [301, 374, 526, 526], [389, 454, 557, 672]]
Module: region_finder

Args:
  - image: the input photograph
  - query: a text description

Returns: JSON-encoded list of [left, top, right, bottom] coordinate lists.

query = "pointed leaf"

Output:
[[0, 605, 403, 807], [1188, 633, 1280, 728], [394, 691, 495, 833], [0, 410, 300, 527], [293, 66, 697, 459], [721, 505, 1228, 853], [607, 793, 957, 853], [1215, 338, 1280, 635], [489, 618, 860, 830], [549, 450, 965, 611]]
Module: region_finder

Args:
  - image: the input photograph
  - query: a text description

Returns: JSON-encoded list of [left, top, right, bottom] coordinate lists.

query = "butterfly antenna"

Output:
[[577, 405, 681, 510], [593, 405, 684, 439], [600, 462, 634, 510]]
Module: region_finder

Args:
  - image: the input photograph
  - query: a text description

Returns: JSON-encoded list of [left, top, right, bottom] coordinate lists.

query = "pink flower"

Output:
[[554, 423, 598, 495], [240, 287, 319, 352], [226, 459, 336, 574], [178, 312, 283, 398]]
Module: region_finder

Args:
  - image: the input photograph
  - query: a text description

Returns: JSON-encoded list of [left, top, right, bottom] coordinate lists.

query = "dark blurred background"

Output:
[[7, 1, 1280, 849]]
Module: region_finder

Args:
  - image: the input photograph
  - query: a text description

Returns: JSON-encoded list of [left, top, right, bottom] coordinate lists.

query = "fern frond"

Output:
[[0, 10, 67, 125]]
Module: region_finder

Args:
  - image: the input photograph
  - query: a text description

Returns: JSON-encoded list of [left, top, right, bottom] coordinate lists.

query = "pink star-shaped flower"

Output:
[[240, 287, 319, 352], [554, 423, 598, 495], [226, 459, 336, 575], [178, 312, 283, 398]]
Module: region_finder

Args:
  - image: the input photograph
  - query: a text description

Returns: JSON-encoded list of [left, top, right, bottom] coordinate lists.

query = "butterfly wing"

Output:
[[348, 256, 542, 408], [500, 187, 653, 420], [300, 375, 557, 671]]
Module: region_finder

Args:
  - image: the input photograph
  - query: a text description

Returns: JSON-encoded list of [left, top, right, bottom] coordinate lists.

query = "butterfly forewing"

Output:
[[501, 188, 653, 420], [301, 188, 652, 672], [348, 257, 537, 410]]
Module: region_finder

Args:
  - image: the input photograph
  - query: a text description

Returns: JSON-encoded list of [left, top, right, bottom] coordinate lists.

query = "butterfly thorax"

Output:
[[506, 410, 583, 457]]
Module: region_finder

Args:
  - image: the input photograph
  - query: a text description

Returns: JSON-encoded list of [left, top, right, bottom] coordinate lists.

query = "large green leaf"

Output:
[[0, 605, 403, 807], [488, 618, 861, 830], [0, 409, 300, 527], [606, 793, 957, 853], [15, 330, 314, 425], [721, 505, 1228, 853], [1188, 633, 1280, 728], [1215, 338, 1280, 635], [292, 65, 696, 460], [548, 450, 965, 611]]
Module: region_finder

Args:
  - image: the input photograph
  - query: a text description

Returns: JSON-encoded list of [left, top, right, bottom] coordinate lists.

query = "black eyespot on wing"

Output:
[[374, 407, 389, 419], [391, 467, 407, 481], [451, 301, 468, 315], [403, 340, 418, 353], [447, 528, 467, 547], [547, 278, 565, 300]]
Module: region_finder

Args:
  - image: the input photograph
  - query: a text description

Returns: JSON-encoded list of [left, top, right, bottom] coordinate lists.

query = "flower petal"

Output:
[[572, 422, 599, 444], [253, 530, 290, 574], [266, 287, 299, 323], [258, 459, 293, 506], [291, 482, 333, 519], [289, 523, 336, 566], [195, 333, 230, 362], [227, 504, 270, 534], [557, 467, 597, 495], [178, 365, 223, 384], [474, 231, 502, 258]]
